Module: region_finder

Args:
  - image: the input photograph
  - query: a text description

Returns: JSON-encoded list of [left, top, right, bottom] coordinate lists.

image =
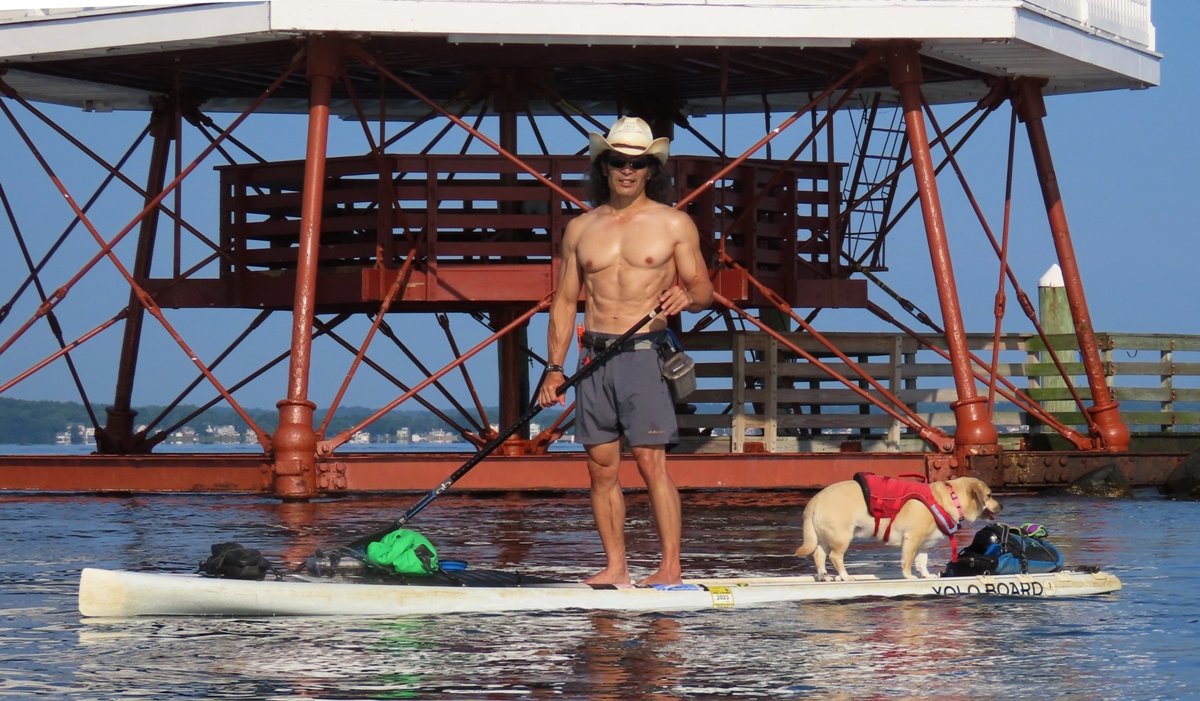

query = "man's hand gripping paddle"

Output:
[[301, 307, 664, 575]]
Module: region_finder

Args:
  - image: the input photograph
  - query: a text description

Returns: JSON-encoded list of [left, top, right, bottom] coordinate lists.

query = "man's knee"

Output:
[[630, 446, 670, 478], [631, 445, 666, 461], [586, 442, 622, 482], [586, 441, 620, 464], [587, 463, 622, 493], [587, 458, 620, 475]]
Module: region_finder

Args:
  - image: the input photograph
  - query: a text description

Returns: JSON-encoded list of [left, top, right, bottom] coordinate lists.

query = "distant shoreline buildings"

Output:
[[51, 422, 574, 446], [55, 424, 94, 445]]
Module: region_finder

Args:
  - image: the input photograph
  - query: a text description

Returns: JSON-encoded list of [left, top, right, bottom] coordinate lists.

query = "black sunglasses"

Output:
[[605, 155, 650, 170]]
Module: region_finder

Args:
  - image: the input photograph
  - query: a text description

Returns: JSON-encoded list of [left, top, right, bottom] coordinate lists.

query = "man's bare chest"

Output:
[[576, 228, 676, 275]]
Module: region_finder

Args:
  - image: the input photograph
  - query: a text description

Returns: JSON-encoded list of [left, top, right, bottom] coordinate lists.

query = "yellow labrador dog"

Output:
[[795, 474, 1002, 580]]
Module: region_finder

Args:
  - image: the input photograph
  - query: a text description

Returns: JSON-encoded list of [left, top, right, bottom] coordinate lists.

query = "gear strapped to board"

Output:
[[199, 542, 279, 581], [365, 529, 440, 576], [944, 523, 1064, 576]]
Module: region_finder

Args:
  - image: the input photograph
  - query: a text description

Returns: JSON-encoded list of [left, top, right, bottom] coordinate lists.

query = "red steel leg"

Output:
[[273, 36, 341, 499], [100, 101, 172, 455], [495, 105, 530, 452], [494, 307, 531, 453], [887, 44, 999, 456], [1014, 79, 1130, 452], [321, 298, 550, 453]]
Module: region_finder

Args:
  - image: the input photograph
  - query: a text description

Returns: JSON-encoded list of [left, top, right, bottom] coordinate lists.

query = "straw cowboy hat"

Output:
[[588, 117, 670, 164]]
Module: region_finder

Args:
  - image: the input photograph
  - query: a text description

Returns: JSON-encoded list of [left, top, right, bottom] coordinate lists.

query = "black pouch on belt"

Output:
[[658, 331, 697, 401]]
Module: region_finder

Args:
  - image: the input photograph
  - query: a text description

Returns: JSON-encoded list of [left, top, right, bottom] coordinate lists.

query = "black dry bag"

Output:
[[199, 541, 277, 580]]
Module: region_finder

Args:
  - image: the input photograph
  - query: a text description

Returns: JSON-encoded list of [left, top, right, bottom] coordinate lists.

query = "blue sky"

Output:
[[0, 4, 1195, 416]]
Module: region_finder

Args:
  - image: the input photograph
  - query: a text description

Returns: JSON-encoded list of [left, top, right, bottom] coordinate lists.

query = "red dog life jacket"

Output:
[[853, 472, 963, 561]]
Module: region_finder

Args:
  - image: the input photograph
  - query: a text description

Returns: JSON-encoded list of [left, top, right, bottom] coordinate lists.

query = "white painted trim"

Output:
[[1026, 0, 1153, 49], [1039, 264, 1066, 288], [268, 1, 1019, 44], [1, 67, 156, 110], [0, 2, 208, 22], [0, 2, 271, 61], [0, 0, 1158, 102], [1014, 8, 1159, 86]]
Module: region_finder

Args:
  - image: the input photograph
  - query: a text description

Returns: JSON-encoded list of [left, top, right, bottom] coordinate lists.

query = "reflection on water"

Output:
[[0, 443, 585, 457], [1, 489, 1198, 699]]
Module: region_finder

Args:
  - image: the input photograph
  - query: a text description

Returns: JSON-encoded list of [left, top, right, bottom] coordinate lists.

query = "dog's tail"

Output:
[[794, 504, 819, 557]]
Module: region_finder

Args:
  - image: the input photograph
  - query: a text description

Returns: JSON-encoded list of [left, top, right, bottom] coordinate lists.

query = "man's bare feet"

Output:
[[583, 567, 631, 585], [637, 569, 683, 586]]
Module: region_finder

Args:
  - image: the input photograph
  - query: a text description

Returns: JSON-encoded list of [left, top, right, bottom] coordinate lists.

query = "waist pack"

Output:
[[945, 523, 1063, 577], [657, 330, 696, 401], [365, 529, 439, 576], [199, 541, 278, 580]]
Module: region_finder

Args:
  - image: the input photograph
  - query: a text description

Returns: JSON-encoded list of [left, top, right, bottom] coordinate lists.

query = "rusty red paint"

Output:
[[104, 103, 173, 454], [347, 44, 590, 211], [438, 312, 492, 433], [0, 53, 301, 360], [0, 311, 127, 396], [3, 87, 227, 264], [866, 302, 1092, 451], [839, 92, 993, 238], [887, 44, 999, 455], [715, 291, 955, 452], [987, 108, 1017, 416], [0, 34, 1155, 498], [702, 66, 871, 249], [273, 37, 341, 499], [320, 296, 551, 453], [1014, 79, 1130, 452], [920, 93, 1099, 439], [0, 451, 1181, 494], [493, 307, 529, 440], [1, 94, 271, 453], [717, 267, 951, 448], [319, 249, 418, 436], [676, 49, 885, 210]]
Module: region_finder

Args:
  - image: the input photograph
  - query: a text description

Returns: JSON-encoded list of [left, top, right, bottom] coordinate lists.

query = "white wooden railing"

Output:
[[1026, 0, 1154, 49], [673, 330, 1198, 454]]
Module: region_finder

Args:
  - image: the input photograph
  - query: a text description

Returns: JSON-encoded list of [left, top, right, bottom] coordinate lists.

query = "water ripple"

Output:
[[0, 492, 1197, 698]]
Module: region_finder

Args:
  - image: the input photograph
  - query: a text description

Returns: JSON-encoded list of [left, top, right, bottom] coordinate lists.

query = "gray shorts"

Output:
[[575, 330, 679, 448]]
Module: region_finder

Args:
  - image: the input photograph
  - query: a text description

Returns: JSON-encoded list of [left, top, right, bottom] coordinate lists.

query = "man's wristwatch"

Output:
[[546, 364, 564, 374]]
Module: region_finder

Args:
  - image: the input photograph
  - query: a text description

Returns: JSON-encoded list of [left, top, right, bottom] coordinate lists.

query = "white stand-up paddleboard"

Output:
[[78, 568, 1121, 618]]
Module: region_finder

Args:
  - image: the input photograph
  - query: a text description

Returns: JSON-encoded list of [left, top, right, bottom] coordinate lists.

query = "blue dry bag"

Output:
[[945, 523, 1063, 576]]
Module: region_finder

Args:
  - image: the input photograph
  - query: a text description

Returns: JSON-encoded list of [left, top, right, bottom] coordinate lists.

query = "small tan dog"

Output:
[[795, 474, 1002, 580]]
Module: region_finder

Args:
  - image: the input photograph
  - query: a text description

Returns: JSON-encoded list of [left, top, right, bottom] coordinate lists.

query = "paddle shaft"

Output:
[[348, 307, 664, 551]]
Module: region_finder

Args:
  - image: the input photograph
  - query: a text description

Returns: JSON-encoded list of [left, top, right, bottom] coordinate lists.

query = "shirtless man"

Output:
[[537, 117, 713, 586]]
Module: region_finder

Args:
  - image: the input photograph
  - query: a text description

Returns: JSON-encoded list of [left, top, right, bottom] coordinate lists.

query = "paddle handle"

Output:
[[348, 306, 663, 551]]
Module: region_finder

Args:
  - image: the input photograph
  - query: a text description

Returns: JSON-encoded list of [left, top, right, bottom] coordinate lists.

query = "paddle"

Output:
[[344, 306, 665, 553]]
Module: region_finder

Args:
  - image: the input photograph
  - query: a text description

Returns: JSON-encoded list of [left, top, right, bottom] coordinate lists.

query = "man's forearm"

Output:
[[546, 300, 576, 367], [685, 280, 714, 313]]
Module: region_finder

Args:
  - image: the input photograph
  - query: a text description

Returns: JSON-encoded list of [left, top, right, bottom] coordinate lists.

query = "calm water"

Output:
[[1, 485, 1197, 700]]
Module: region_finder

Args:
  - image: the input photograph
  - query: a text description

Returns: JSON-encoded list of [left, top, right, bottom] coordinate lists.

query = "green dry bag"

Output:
[[365, 529, 439, 575]]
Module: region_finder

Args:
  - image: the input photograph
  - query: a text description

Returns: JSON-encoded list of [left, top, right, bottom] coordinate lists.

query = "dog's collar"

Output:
[[947, 484, 966, 524]]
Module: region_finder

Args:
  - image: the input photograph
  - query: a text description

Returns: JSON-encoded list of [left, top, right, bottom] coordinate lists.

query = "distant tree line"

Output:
[[0, 397, 566, 444]]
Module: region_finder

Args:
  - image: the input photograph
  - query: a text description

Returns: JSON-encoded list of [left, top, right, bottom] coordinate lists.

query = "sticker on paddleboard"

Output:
[[708, 585, 734, 607]]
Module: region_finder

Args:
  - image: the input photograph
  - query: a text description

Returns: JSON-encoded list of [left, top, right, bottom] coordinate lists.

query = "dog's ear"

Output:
[[969, 480, 990, 511]]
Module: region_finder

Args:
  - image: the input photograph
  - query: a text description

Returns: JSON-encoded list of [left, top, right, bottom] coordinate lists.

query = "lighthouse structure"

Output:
[[0, 2, 1160, 496]]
